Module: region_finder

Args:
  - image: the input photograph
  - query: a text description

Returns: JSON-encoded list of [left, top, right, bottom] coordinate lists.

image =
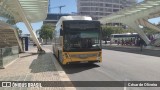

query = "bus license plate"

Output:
[[80, 61, 88, 63]]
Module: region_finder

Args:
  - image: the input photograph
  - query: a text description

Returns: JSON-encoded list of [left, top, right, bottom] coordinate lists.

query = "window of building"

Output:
[[113, 9, 119, 12], [105, 4, 112, 7]]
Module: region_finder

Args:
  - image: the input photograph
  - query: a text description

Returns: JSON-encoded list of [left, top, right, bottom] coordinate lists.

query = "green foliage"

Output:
[[6, 19, 16, 25], [39, 24, 54, 39], [18, 30, 22, 35], [15, 26, 22, 36], [36, 29, 40, 36]]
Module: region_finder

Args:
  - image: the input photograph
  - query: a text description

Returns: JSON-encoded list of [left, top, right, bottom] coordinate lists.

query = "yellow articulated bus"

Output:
[[53, 16, 102, 65]]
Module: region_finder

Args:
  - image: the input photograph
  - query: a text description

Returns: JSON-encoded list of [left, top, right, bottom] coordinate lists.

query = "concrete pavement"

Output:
[[0, 45, 75, 90]]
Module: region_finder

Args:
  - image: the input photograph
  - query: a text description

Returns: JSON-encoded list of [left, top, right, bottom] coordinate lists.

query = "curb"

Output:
[[47, 48, 76, 90], [103, 45, 160, 51]]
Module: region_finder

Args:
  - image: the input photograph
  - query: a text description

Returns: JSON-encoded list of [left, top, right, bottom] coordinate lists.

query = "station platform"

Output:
[[0, 45, 75, 90]]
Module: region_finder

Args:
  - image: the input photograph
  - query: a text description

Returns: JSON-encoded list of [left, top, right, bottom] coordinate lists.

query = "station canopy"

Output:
[[99, 0, 160, 24], [0, 0, 48, 23]]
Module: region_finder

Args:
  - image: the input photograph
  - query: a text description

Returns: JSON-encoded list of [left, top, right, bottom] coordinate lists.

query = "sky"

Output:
[[16, 0, 160, 34], [16, 0, 77, 34], [49, 0, 77, 13]]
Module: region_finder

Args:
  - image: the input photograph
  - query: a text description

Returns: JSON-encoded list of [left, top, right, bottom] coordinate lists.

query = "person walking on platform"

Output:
[[139, 38, 145, 51]]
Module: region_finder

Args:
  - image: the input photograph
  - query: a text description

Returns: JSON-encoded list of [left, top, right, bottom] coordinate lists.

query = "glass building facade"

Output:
[[77, 0, 137, 20]]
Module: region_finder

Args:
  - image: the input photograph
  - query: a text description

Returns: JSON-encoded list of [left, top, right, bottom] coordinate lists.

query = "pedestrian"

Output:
[[130, 38, 133, 46], [139, 38, 145, 51], [122, 39, 124, 45], [118, 39, 120, 45]]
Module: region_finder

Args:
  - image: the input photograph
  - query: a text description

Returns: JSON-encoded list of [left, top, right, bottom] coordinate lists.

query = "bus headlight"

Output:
[[64, 53, 69, 59], [98, 52, 101, 57], [97, 52, 101, 60]]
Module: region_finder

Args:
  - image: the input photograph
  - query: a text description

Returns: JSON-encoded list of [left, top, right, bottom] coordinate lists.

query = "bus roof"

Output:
[[56, 16, 92, 27]]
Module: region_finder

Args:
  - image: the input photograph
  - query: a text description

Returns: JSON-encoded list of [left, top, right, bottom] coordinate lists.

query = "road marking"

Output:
[[124, 87, 127, 90]]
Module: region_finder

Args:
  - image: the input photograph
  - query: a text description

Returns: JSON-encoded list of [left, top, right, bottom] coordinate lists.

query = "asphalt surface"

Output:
[[47, 45, 160, 90], [44, 47, 160, 90]]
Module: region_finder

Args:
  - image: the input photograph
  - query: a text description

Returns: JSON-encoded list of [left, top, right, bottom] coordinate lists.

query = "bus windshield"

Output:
[[64, 30, 101, 51]]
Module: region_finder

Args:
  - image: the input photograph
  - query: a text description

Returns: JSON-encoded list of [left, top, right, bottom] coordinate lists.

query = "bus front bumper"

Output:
[[62, 51, 102, 64]]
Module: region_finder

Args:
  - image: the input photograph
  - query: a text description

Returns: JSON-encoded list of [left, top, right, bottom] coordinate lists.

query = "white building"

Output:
[[77, 0, 137, 20]]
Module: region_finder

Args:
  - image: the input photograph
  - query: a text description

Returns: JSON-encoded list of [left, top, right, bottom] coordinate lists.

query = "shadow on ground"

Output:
[[20, 53, 38, 58], [103, 46, 160, 57], [62, 63, 100, 74], [29, 52, 57, 73], [52, 54, 100, 74]]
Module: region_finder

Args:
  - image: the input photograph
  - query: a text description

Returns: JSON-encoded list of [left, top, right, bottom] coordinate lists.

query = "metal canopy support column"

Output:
[[111, 19, 151, 45], [138, 19, 160, 32], [13, 29, 24, 52], [15, 0, 44, 52], [137, 19, 160, 46], [128, 22, 151, 45], [152, 39, 160, 46]]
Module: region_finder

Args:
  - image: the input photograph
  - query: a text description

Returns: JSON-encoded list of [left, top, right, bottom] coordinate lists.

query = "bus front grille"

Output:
[[70, 54, 97, 59]]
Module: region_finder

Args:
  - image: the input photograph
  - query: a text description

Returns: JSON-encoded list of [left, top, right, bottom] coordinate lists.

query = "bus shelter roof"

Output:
[[0, 0, 48, 23], [99, 0, 160, 24]]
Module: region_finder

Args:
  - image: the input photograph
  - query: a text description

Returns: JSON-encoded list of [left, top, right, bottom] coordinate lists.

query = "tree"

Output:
[[101, 26, 122, 39], [15, 27, 22, 36], [18, 30, 22, 36], [36, 29, 40, 37], [39, 24, 54, 44]]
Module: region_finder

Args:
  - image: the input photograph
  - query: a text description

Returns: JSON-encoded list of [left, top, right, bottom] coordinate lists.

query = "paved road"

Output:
[[53, 46, 160, 90]]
